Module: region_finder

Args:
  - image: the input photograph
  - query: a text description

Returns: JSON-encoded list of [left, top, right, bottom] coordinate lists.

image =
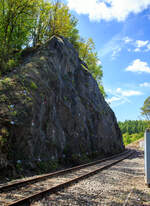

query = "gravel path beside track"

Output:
[[32, 147, 150, 206]]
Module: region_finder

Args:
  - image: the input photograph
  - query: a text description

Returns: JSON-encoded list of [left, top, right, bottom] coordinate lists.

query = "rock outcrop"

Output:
[[0, 36, 124, 172]]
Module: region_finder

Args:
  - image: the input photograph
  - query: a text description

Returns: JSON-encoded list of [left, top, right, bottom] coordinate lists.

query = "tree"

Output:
[[118, 120, 150, 135], [78, 38, 103, 80], [0, 0, 39, 73], [141, 96, 150, 120], [0, 0, 78, 73], [77, 38, 105, 96], [67, 17, 80, 50], [31, 0, 78, 46]]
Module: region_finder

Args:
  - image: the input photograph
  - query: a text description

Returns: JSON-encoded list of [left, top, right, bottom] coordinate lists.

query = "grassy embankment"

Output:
[[118, 120, 150, 146]]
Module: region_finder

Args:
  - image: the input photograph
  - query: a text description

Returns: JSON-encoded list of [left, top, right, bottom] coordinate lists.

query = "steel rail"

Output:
[[5, 149, 134, 206], [0, 149, 129, 192]]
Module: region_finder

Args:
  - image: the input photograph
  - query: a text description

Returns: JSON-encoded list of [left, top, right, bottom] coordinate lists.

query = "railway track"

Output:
[[0, 149, 134, 206]]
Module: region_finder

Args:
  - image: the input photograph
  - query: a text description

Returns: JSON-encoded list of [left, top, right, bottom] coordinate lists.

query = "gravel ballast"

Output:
[[32, 144, 150, 206]]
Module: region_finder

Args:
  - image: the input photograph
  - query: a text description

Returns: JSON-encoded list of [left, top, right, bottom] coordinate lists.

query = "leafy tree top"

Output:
[[141, 96, 150, 120]]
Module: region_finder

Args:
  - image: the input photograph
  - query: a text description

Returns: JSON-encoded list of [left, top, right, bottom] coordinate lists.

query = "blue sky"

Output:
[[66, 0, 150, 122]]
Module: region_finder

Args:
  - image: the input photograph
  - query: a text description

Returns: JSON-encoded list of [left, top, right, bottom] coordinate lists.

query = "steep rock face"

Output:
[[0, 36, 124, 170]]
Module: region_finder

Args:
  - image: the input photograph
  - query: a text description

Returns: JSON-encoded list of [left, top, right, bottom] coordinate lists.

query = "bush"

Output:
[[123, 132, 143, 145]]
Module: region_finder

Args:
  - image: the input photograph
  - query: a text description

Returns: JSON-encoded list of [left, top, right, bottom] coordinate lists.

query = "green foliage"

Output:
[[77, 38, 105, 96], [31, 0, 77, 45], [119, 120, 150, 145], [0, 0, 105, 96], [0, 0, 38, 73], [123, 132, 143, 146], [0, 77, 13, 87], [0, 127, 9, 150], [141, 96, 150, 120], [0, 136, 7, 147], [37, 160, 58, 172], [98, 83, 106, 98], [68, 18, 80, 50], [118, 120, 150, 135], [78, 38, 103, 79], [7, 59, 17, 69], [16, 162, 23, 172], [30, 81, 38, 90]]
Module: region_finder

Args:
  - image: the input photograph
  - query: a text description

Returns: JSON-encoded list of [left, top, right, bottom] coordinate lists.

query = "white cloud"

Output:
[[107, 96, 121, 104], [67, 0, 150, 22], [100, 34, 150, 58], [100, 35, 150, 58], [140, 82, 150, 87], [145, 43, 150, 51], [99, 34, 122, 58], [99, 34, 131, 59], [116, 88, 143, 96], [112, 47, 122, 59], [133, 40, 150, 52], [123, 38, 150, 53], [134, 48, 141, 52], [136, 40, 149, 48], [125, 59, 150, 73], [106, 87, 142, 107], [123, 36, 133, 44]]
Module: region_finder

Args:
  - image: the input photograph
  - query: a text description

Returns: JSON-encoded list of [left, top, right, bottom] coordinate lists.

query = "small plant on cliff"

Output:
[[37, 160, 58, 173], [0, 127, 9, 152], [30, 81, 38, 90], [16, 161, 23, 172], [0, 136, 7, 147]]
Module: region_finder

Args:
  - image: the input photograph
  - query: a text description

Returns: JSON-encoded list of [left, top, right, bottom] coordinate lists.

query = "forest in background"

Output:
[[118, 120, 150, 145], [0, 0, 105, 96]]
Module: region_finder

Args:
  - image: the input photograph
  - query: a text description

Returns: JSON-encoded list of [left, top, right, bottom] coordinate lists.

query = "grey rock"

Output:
[[0, 36, 124, 170]]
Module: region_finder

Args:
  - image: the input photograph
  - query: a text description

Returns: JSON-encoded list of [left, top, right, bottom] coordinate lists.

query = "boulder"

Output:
[[0, 36, 124, 171]]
